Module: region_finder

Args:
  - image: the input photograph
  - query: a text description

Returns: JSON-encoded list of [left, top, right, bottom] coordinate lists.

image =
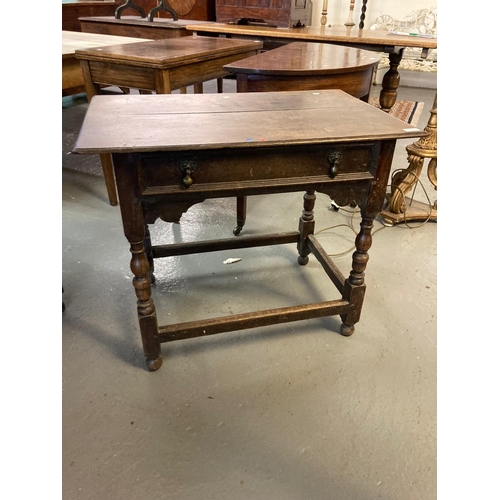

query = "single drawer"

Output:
[[138, 142, 379, 196]]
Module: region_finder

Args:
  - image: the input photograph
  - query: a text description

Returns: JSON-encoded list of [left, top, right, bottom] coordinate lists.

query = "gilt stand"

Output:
[[381, 94, 437, 225]]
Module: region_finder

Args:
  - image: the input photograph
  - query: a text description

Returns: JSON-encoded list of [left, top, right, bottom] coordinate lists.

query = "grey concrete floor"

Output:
[[62, 79, 437, 500]]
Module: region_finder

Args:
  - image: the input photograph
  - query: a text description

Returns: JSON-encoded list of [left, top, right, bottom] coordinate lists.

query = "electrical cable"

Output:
[[315, 167, 435, 257]]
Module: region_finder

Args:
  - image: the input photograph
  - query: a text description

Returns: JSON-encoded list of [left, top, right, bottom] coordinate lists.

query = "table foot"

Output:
[[340, 323, 355, 336], [146, 355, 163, 372], [298, 255, 309, 265], [233, 225, 243, 236]]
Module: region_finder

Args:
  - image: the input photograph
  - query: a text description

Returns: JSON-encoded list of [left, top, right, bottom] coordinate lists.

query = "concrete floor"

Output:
[[62, 79, 437, 500]]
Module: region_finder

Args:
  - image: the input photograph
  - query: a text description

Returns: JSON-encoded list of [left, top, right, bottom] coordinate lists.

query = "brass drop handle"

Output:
[[180, 159, 197, 188], [327, 151, 343, 178]]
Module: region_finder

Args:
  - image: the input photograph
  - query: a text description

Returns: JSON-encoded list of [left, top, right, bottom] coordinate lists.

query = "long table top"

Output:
[[74, 90, 423, 154], [185, 23, 438, 51]]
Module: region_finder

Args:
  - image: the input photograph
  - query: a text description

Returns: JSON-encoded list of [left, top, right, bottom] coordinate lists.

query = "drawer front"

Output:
[[88, 61, 155, 90], [139, 142, 379, 196]]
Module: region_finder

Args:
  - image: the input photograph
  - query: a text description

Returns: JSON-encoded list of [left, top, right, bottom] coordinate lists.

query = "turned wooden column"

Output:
[[340, 214, 372, 336], [113, 153, 162, 371], [297, 190, 316, 265], [379, 48, 404, 112]]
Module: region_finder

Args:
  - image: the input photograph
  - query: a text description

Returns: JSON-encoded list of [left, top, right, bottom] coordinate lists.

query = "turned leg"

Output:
[[129, 240, 161, 371], [297, 190, 316, 265], [233, 196, 247, 236], [379, 49, 404, 112], [144, 224, 155, 284], [113, 153, 162, 371], [340, 214, 373, 336]]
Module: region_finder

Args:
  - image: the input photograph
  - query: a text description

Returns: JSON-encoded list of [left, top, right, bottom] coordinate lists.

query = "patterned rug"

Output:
[[369, 98, 424, 126]]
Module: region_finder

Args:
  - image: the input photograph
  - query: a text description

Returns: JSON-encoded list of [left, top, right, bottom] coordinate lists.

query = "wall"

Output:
[[310, 0, 437, 29]]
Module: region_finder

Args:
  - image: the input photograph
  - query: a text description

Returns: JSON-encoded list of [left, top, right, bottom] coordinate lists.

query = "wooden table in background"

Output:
[[76, 35, 263, 206], [186, 23, 437, 112], [79, 16, 215, 39], [74, 90, 423, 371], [224, 42, 380, 100], [62, 30, 151, 95], [62, 1, 121, 32]]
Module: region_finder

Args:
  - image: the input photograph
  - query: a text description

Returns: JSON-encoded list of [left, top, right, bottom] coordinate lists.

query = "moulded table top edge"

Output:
[[74, 91, 424, 154]]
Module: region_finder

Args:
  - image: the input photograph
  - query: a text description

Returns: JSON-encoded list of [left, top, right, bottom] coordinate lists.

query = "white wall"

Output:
[[310, 0, 437, 29]]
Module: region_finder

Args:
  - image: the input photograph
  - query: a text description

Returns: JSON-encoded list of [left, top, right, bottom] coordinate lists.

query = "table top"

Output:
[[62, 30, 151, 58], [79, 16, 215, 29], [74, 35, 263, 66], [74, 90, 423, 154], [185, 23, 438, 50], [224, 42, 381, 76]]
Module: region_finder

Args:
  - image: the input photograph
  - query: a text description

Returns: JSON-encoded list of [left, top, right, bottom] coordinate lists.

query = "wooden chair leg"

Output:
[[100, 153, 118, 206]]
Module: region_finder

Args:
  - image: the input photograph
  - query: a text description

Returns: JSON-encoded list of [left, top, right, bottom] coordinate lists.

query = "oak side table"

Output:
[[62, 30, 151, 96], [74, 90, 423, 371], [75, 35, 263, 206]]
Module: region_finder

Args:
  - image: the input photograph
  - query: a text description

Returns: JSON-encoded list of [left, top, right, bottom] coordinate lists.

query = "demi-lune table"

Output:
[[224, 42, 381, 100], [74, 89, 423, 371]]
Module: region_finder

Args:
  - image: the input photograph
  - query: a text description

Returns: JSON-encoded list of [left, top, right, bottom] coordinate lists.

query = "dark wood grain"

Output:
[[74, 90, 421, 154]]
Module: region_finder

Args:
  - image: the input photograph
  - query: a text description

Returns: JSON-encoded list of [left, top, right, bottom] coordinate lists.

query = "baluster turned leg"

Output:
[[144, 225, 155, 284], [297, 190, 316, 265], [129, 240, 162, 370], [113, 153, 162, 371], [379, 49, 403, 112], [340, 214, 373, 336]]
